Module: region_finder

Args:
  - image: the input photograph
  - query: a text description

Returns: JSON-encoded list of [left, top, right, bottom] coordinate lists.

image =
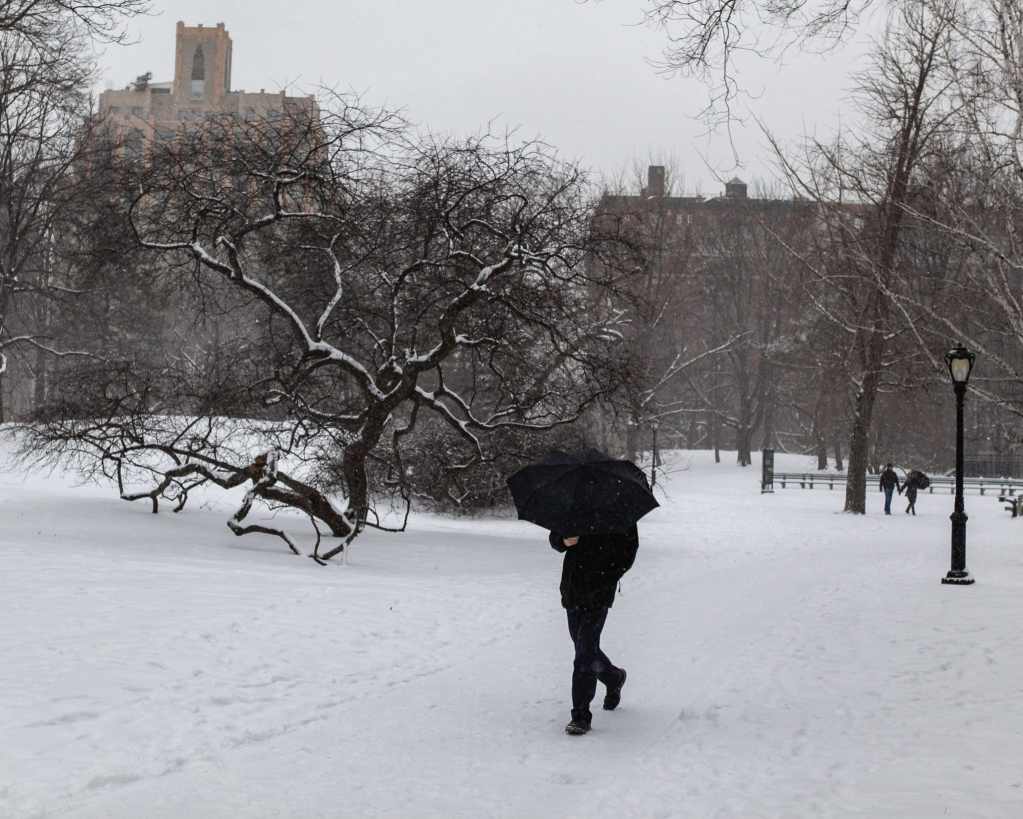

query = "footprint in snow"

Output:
[[28, 710, 99, 727], [85, 772, 143, 791]]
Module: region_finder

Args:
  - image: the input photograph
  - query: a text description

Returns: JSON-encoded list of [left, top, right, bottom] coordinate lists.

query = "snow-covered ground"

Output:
[[3, 443, 1023, 819]]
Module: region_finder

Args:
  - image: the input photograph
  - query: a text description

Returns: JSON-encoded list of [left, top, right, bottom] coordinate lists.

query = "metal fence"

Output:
[[963, 454, 1023, 479], [770, 472, 1023, 496]]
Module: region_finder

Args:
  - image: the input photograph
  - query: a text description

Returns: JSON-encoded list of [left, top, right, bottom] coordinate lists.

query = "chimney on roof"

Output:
[[645, 165, 666, 198], [725, 177, 748, 200]]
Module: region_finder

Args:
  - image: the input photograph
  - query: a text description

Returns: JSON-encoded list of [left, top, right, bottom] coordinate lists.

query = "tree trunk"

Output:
[[261, 477, 353, 537], [736, 425, 752, 467], [761, 397, 776, 452], [759, 362, 777, 453], [625, 420, 639, 463], [844, 402, 872, 513], [33, 347, 47, 410], [843, 333, 884, 512], [812, 377, 829, 469], [341, 443, 370, 522], [833, 434, 844, 472]]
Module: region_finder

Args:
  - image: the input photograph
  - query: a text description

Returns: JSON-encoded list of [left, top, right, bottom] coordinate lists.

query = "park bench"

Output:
[[998, 495, 1023, 517], [774, 472, 845, 490]]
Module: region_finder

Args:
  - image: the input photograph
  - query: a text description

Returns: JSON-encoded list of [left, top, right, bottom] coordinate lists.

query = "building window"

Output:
[[191, 45, 205, 80], [191, 45, 206, 98]]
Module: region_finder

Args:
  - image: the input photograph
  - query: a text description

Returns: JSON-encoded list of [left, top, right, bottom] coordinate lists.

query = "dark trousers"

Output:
[[883, 486, 894, 514], [905, 488, 917, 514], [567, 607, 622, 717]]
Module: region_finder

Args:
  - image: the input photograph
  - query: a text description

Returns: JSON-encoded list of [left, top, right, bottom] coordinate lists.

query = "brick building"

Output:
[[591, 165, 822, 461], [98, 22, 317, 156]]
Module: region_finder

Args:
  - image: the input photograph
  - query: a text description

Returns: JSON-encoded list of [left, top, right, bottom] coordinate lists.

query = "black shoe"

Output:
[[603, 668, 627, 711], [565, 711, 591, 735]]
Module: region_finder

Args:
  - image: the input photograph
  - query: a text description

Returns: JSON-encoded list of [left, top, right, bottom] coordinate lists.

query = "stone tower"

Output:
[[98, 22, 316, 158], [645, 165, 666, 198], [173, 21, 233, 104], [725, 177, 748, 200]]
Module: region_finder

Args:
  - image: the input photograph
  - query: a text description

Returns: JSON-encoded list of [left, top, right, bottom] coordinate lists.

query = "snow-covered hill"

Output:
[[3, 445, 1022, 818]]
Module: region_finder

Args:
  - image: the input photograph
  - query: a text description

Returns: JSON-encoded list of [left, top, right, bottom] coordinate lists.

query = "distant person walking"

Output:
[[879, 463, 902, 515], [903, 475, 919, 515], [902, 470, 930, 515]]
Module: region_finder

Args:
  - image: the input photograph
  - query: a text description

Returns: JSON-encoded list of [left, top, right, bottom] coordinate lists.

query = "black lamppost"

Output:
[[942, 345, 976, 586], [650, 420, 659, 488]]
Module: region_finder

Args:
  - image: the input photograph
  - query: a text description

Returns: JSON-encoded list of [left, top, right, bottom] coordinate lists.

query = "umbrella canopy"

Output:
[[506, 448, 659, 534], [907, 469, 930, 489]]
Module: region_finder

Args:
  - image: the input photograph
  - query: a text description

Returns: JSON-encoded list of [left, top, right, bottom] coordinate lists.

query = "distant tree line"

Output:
[[595, 0, 1023, 513]]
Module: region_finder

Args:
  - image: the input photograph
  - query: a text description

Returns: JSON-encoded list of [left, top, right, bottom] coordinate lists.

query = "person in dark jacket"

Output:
[[903, 471, 922, 515], [549, 526, 638, 736], [879, 463, 902, 515]]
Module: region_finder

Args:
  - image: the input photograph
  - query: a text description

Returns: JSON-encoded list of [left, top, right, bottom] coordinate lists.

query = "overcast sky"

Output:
[[95, 1, 877, 196]]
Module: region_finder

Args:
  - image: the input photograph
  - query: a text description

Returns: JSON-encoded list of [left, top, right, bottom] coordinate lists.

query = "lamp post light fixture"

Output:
[[942, 345, 976, 586]]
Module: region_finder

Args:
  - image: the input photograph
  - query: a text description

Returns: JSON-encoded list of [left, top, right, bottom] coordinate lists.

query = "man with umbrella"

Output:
[[507, 449, 655, 736], [549, 525, 638, 735]]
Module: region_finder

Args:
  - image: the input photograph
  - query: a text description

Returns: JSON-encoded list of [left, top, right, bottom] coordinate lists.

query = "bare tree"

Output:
[[691, 191, 814, 465], [880, 2, 1023, 420], [0, 17, 100, 417], [0, 0, 148, 43], [593, 0, 876, 129], [23, 359, 360, 560], [767, 0, 963, 512], [594, 169, 824, 467], [592, 169, 750, 463], [0, 0, 148, 418], [38, 102, 622, 560]]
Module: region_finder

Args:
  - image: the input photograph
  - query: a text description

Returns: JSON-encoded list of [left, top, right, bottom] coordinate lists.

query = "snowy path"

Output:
[[3, 449, 1023, 818]]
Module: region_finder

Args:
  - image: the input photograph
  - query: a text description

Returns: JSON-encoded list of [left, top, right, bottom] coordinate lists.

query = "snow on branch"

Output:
[[121, 111, 609, 550]]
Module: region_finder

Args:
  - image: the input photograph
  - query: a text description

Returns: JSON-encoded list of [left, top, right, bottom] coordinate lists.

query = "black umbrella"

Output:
[[907, 469, 930, 489], [506, 448, 659, 535]]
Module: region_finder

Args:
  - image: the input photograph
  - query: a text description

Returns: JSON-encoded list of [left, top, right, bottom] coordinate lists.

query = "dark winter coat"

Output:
[[549, 527, 639, 610], [903, 474, 922, 501], [879, 468, 901, 493]]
